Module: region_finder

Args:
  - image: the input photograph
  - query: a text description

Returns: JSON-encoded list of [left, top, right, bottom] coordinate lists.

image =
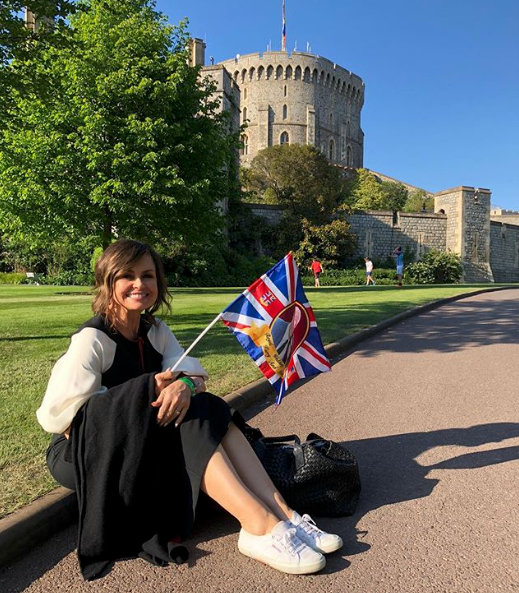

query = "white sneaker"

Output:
[[238, 520, 326, 574], [290, 511, 343, 554]]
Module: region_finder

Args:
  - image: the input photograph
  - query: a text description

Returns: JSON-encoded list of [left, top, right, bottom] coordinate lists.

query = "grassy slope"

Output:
[[0, 283, 509, 516]]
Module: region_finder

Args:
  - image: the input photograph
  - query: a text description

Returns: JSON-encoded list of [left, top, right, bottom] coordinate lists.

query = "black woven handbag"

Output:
[[241, 425, 361, 517]]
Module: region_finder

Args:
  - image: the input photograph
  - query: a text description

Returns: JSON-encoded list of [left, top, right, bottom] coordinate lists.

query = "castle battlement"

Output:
[[217, 50, 365, 167]]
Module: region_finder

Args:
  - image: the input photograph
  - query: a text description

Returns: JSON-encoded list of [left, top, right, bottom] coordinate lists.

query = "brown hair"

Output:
[[92, 239, 170, 326]]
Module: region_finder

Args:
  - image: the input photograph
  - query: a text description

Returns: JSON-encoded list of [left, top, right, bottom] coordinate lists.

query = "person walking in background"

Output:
[[393, 246, 404, 286], [310, 258, 324, 288], [364, 257, 376, 286]]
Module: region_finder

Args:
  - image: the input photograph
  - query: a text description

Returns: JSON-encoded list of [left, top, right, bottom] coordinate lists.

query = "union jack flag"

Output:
[[220, 253, 331, 404]]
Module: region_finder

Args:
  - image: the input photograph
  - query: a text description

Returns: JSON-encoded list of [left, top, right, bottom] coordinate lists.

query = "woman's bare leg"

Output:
[[220, 423, 292, 522], [201, 444, 280, 536]]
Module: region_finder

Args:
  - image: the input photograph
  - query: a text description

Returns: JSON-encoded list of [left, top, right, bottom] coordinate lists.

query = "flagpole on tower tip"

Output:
[[168, 313, 222, 374], [281, 0, 286, 52]]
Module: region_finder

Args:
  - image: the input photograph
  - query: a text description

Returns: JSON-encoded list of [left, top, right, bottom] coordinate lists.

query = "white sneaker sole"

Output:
[[238, 543, 326, 574]]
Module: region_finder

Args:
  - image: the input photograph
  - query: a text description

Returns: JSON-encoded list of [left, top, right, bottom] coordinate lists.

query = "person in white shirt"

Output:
[[364, 258, 376, 286]]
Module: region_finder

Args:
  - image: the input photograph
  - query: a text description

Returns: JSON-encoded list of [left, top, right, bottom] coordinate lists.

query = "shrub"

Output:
[[301, 267, 396, 286], [0, 272, 26, 284], [406, 250, 462, 284], [43, 270, 94, 286]]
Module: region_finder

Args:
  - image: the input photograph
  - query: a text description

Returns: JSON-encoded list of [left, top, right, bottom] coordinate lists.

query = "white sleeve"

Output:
[[36, 328, 116, 434], [149, 320, 208, 378]]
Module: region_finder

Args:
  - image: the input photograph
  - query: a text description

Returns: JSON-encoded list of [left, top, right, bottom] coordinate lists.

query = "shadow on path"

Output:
[[353, 299, 519, 357], [329, 421, 519, 561], [3, 422, 518, 590]]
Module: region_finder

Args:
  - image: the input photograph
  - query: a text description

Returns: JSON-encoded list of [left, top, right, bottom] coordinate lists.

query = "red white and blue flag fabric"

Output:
[[281, 0, 286, 51], [220, 253, 331, 404]]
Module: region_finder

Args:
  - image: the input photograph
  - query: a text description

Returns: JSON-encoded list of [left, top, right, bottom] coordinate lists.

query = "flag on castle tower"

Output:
[[220, 253, 331, 404], [282, 0, 286, 51]]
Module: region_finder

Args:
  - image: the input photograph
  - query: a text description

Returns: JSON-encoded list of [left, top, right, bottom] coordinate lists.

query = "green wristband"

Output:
[[179, 376, 196, 397]]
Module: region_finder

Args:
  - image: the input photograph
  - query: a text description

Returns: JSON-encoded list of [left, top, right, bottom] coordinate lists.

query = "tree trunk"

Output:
[[101, 206, 113, 249]]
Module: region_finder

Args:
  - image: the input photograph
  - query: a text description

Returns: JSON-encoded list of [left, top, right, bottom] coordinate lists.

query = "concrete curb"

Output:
[[1, 285, 516, 569]]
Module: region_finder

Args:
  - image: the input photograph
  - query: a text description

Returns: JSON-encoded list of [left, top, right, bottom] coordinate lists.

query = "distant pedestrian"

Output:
[[310, 258, 324, 288], [364, 258, 376, 285], [392, 246, 404, 286]]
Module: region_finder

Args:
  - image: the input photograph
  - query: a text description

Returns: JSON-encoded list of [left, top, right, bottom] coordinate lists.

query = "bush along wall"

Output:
[[301, 267, 397, 286], [405, 250, 462, 284]]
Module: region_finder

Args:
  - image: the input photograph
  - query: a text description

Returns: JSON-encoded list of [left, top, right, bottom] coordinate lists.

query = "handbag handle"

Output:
[[260, 435, 301, 445]]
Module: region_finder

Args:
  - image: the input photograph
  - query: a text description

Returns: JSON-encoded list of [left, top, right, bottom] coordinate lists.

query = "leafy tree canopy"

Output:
[[242, 144, 350, 225], [0, 0, 238, 249], [0, 0, 74, 66], [403, 188, 435, 213], [347, 169, 409, 212], [241, 144, 356, 267]]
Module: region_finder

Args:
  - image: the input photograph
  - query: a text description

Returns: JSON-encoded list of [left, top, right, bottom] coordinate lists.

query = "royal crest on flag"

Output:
[[220, 253, 331, 404]]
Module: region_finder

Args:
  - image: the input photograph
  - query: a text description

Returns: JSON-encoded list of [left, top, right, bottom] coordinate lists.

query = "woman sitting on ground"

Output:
[[37, 239, 342, 580]]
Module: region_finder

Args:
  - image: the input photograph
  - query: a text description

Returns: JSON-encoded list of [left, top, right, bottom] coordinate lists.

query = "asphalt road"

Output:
[[2, 288, 519, 593]]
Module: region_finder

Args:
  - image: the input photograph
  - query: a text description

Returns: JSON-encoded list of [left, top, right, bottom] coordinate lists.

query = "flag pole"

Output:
[[169, 313, 222, 373], [281, 0, 286, 51]]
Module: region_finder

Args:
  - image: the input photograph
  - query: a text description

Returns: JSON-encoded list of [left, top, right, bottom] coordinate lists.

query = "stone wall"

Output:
[[435, 187, 494, 282], [248, 197, 519, 283], [348, 211, 446, 260], [249, 204, 447, 262], [490, 221, 519, 282]]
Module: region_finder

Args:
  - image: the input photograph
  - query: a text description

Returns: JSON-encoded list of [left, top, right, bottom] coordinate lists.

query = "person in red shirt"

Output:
[[310, 258, 324, 288]]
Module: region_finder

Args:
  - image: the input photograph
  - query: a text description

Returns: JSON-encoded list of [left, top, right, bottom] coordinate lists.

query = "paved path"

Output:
[[2, 289, 519, 593]]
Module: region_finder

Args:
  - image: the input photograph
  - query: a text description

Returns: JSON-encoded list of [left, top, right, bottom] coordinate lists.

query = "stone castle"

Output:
[[202, 41, 519, 284]]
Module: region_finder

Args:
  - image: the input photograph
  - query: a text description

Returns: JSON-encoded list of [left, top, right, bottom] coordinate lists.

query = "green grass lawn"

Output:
[[0, 282, 512, 517]]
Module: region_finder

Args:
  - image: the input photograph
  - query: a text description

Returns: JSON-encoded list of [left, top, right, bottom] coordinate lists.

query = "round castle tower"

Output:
[[218, 51, 365, 167]]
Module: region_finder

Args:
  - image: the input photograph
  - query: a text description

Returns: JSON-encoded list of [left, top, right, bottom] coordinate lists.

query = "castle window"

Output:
[[280, 131, 289, 145], [312, 69, 318, 83], [234, 70, 239, 82], [284, 84, 287, 97], [304, 67, 311, 82], [346, 145, 352, 167], [266, 65, 273, 79], [241, 69, 247, 83], [295, 65, 302, 80], [276, 65, 283, 80], [249, 67, 255, 81], [329, 113, 333, 127], [283, 104, 288, 120], [240, 134, 249, 156], [243, 88, 247, 100], [242, 107, 247, 122], [329, 139, 335, 161], [258, 65, 264, 80]]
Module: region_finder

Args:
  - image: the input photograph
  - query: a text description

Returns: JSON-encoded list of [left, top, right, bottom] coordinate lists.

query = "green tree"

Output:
[[242, 144, 356, 266], [0, 0, 237, 249], [0, 0, 75, 113], [404, 188, 434, 213], [380, 180, 408, 212], [243, 145, 349, 223], [0, 1, 74, 67], [348, 169, 408, 211]]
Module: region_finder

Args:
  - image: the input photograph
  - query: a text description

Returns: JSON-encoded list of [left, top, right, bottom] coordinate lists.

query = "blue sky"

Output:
[[155, 0, 519, 210]]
